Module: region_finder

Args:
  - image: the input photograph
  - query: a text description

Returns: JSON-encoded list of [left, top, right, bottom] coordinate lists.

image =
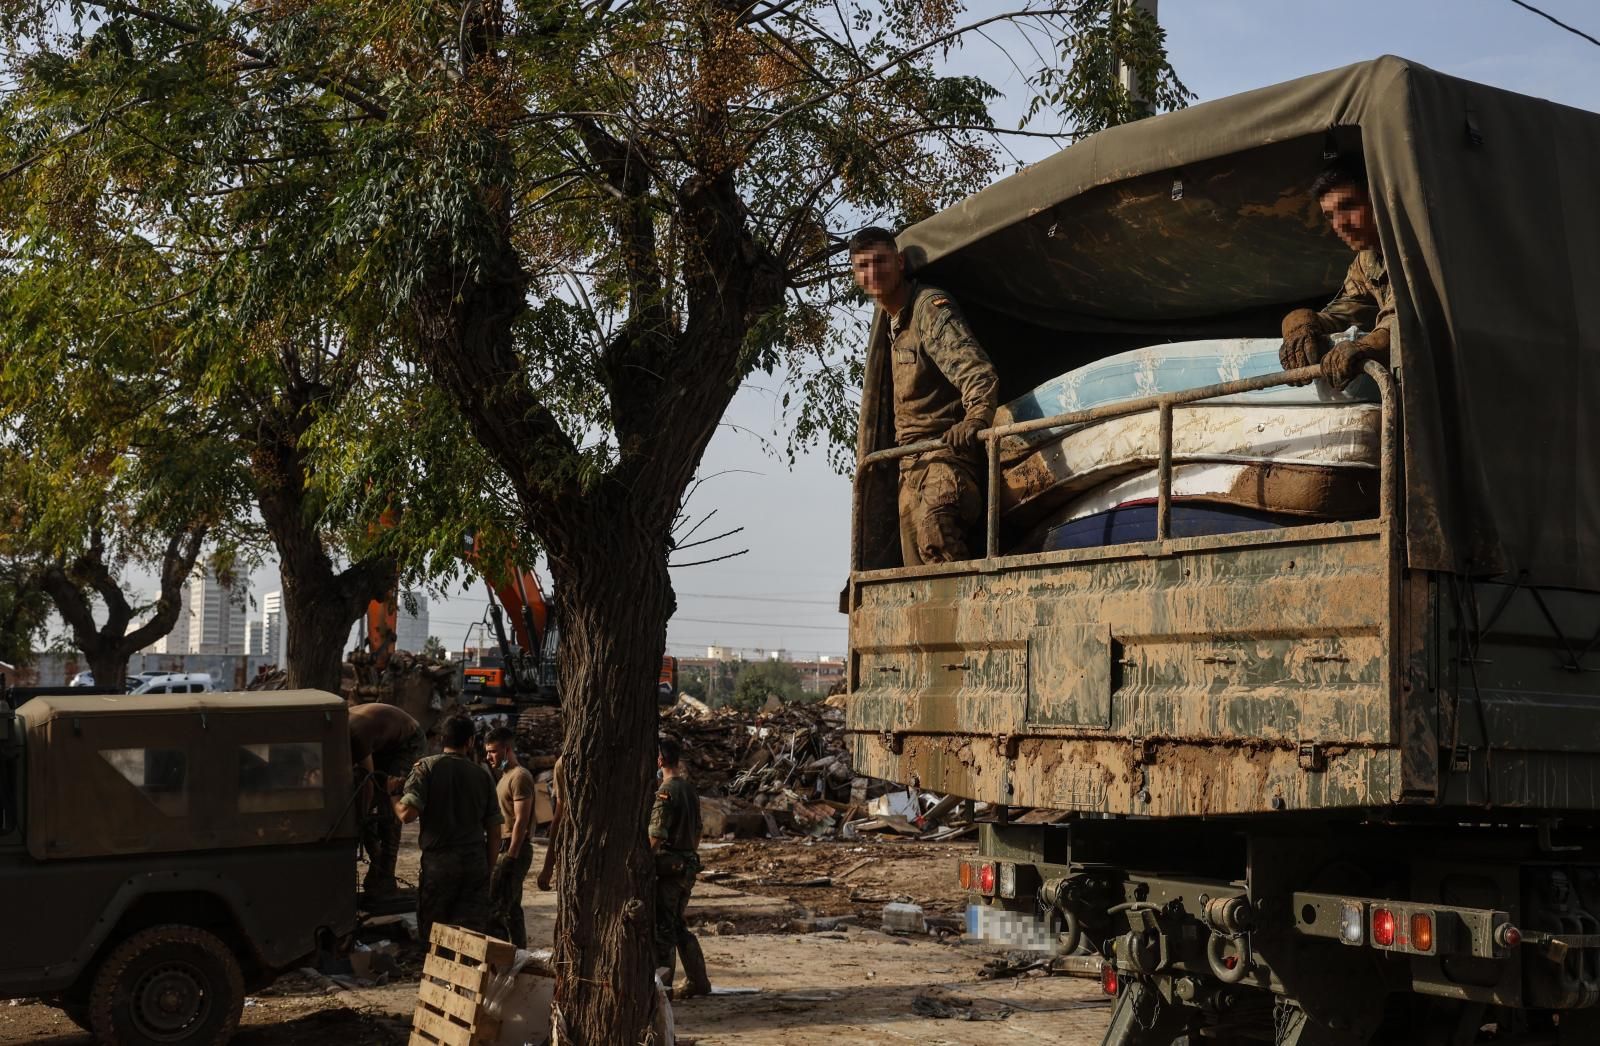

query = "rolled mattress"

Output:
[[1033, 503, 1308, 553], [1010, 461, 1379, 554], [999, 402, 1381, 529]]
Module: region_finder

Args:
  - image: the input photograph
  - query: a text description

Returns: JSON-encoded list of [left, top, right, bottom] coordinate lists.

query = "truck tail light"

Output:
[[1372, 908, 1396, 947], [958, 861, 973, 890], [1497, 924, 1522, 950], [1339, 902, 1365, 945], [1101, 962, 1118, 996], [978, 863, 996, 895], [998, 862, 1017, 899], [1411, 912, 1435, 953]]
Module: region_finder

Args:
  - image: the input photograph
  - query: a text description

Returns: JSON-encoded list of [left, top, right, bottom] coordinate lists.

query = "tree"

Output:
[[420, 635, 447, 660], [0, 2, 1185, 1038], [730, 659, 804, 712], [0, 556, 51, 670]]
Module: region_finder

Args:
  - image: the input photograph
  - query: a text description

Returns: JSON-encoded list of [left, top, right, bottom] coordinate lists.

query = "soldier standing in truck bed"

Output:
[[849, 226, 999, 565], [651, 737, 710, 998], [1279, 154, 1395, 391]]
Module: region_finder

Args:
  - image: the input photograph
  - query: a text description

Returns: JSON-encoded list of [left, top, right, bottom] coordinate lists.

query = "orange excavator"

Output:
[[365, 536, 679, 710]]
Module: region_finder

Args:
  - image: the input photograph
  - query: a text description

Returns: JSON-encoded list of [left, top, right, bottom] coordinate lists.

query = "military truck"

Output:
[[0, 690, 358, 1044], [845, 57, 1600, 1045]]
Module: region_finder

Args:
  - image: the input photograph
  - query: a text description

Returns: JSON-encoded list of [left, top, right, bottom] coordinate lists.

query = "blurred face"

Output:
[[1319, 184, 1380, 252], [850, 243, 906, 305], [485, 740, 511, 767]]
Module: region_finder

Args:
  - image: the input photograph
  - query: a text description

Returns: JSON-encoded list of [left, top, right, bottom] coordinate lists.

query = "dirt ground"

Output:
[[0, 827, 1114, 1045]]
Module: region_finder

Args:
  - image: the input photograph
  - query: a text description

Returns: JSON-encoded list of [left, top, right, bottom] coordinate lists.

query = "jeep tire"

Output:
[[88, 925, 244, 1046]]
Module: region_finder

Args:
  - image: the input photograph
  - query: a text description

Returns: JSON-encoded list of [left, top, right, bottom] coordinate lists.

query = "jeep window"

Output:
[[100, 748, 189, 816], [238, 742, 325, 813]]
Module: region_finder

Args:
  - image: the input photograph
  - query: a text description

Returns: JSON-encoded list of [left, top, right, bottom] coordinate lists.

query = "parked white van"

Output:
[[129, 673, 216, 695]]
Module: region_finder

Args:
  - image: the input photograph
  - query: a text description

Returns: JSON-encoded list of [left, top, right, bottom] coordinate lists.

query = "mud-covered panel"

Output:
[[850, 533, 1389, 746], [1005, 740, 1399, 816], [850, 732, 1011, 803], [1026, 623, 1112, 727], [846, 530, 1403, 817]]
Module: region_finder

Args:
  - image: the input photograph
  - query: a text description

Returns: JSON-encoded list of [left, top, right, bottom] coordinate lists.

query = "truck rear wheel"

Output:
[[88, 925, 244, 1046]]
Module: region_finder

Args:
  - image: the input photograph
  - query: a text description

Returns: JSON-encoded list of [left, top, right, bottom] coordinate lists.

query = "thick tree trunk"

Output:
[[251, 406, 394, 694], [278, 571, 359, 693], [547, 509, 673, 1044]]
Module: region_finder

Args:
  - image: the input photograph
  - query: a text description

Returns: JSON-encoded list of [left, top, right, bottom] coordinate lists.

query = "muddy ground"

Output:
[[1, 828, 1114, 1045]]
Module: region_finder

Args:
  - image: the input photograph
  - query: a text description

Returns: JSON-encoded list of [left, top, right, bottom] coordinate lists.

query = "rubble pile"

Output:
[[656, 699, 981, 842]]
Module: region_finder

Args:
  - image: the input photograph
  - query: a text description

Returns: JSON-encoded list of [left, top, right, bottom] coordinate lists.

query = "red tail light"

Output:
[[1372, 908, 1396, 947], [1101, 963, 1118, 996], [978, 863, 996, 894]]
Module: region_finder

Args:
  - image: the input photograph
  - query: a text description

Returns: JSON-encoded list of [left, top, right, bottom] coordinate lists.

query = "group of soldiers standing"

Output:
[[349, 704, 712, 999]]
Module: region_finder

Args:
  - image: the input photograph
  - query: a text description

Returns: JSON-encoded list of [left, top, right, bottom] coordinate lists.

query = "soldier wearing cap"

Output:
[[849, 226, 999, 566]]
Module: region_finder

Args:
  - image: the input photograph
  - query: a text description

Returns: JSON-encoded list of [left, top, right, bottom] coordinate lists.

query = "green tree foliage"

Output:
[[0, 1, 1184, 1036], [730, 658, 805, 711]]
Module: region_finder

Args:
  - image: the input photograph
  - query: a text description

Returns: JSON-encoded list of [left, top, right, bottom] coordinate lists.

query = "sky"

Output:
[[207, 0, 1600, 662]]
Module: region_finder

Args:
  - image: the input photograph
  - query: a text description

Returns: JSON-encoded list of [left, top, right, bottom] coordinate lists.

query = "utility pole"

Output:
[[1114, 0, 1159, 119]]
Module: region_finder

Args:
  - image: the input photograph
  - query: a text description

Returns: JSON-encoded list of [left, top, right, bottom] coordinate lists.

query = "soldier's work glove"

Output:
[[1320, 327, 1391, 391], [942, 417, 987, 454], [1279, 308, 1326, 387]]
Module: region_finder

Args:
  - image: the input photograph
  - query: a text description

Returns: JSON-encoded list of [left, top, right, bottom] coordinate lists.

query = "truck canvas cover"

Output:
[[875, 55, 1600, 590], [15, 690, 354, 860]]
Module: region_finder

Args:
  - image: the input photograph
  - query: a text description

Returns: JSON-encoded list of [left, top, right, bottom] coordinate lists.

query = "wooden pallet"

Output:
[[409, 924, 517, 1046]]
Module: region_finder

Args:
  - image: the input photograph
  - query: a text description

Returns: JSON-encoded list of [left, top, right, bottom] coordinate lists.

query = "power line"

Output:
[[676, 591, 838, 607], [671, 615, 845, 632], [1508, 0, 1600, 47]]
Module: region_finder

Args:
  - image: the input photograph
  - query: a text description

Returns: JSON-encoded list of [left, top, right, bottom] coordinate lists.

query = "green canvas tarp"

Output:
[[879, 55, 1600, 590]]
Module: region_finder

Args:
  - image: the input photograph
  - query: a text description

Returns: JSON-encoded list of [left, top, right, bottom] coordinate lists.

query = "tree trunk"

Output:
[[251, 406, 394, 694], [548, 506, 674, 1044]]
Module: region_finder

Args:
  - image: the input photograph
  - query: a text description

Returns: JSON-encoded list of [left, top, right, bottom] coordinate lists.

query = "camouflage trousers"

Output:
[[489, 846, 533, 949], [418, 845, 492, 943], [654, 870, 699, 977], [358, 788, 401, 897], [898, 454, 981, 566]]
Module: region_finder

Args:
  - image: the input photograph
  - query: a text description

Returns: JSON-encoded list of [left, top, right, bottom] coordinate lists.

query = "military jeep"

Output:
[[0, 690, 358, 1045]]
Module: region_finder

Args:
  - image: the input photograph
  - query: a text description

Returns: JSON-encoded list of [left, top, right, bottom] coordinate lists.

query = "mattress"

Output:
[[996, 336, 1376, 464], [1033, 503, 1305, 553], [1000, 403, 1381, 530], [1009, 462, 1378, 554]]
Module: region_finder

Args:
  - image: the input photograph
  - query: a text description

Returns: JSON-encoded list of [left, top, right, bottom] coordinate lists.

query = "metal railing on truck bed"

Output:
[[845, 361, 1415, 819]]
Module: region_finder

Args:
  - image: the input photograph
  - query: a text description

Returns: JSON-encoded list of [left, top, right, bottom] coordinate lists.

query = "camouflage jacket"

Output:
[[1316, 249, 1395, 338], [649, 775, 702, 857], [888, 283, 999, 453]]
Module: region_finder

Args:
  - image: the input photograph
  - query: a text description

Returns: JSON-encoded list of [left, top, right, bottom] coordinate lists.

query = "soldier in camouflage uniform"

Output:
[[850, 226, 999, 566], [650, 737, 710, 998], [1280, 155, 1395, 391], [393, 716, 502, 942]]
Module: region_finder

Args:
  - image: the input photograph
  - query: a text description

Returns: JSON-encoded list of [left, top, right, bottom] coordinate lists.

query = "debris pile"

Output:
[[654, 699, 982, 842]]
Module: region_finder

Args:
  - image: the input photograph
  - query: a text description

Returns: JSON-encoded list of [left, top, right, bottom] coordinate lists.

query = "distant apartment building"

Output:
[[262, 591, 284, 665], [396, 590, 431, 653], [792, 656, 846, 695], [246, 620, 264, 657], [188, 569, 249, 654]]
